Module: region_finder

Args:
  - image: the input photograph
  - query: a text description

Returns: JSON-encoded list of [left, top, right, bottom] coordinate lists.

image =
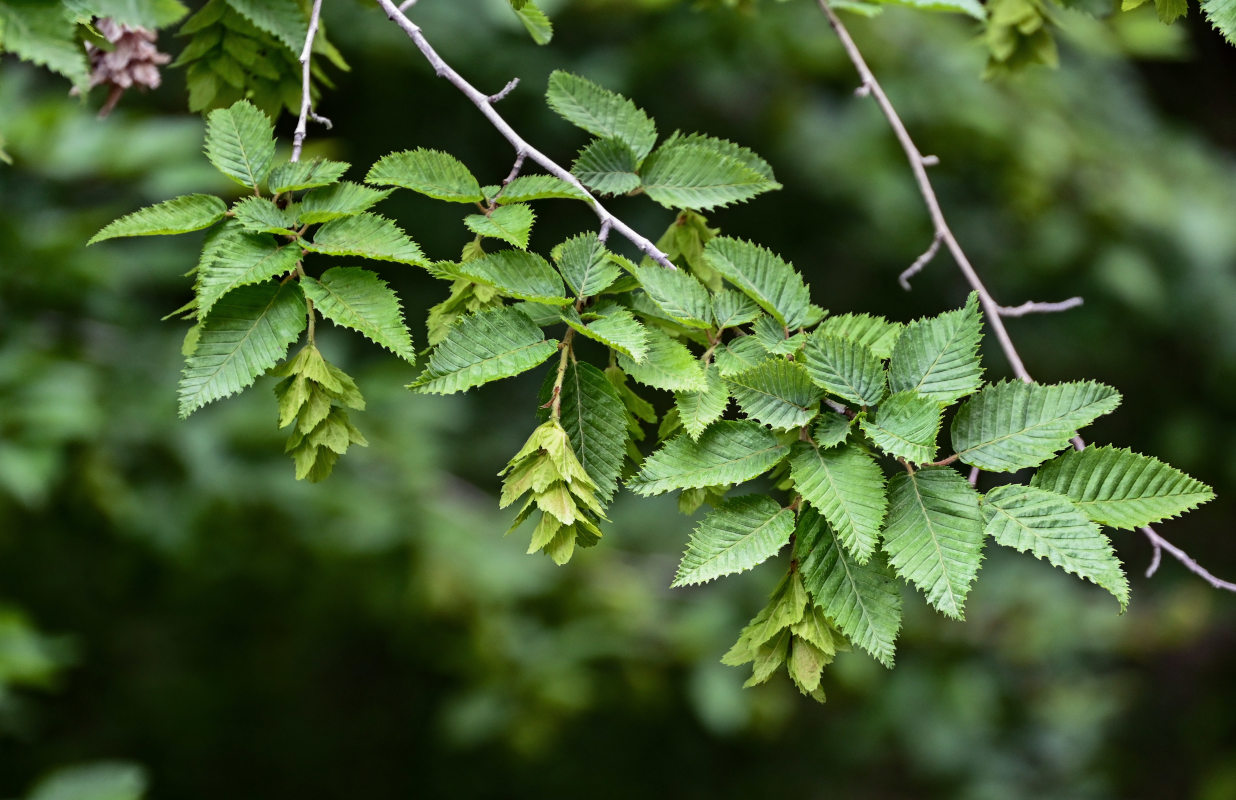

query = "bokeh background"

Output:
[[1, 0, 1234, 797]]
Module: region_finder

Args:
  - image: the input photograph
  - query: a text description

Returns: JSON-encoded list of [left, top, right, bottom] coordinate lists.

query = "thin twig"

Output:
[[398, 0, 418, 10], [375, 0, 676, 269], [999, 297, 1084, 317], [489, 77, 520, 104], [900, 232, 942, 290], [291, 0, 329, 163], [816, 0, 1232, 593]]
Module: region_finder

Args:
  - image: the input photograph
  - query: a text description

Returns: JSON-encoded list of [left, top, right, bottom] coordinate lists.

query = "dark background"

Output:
[[1, 1, 1234, 797]]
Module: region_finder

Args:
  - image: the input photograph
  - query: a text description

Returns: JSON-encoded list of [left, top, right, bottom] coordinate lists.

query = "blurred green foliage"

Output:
[[0, 0, 1234, 797]]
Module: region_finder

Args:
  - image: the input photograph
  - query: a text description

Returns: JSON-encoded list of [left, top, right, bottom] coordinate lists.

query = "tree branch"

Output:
[[815, 0, 1231, 593], [291, 0, 330, 164], [374, 0, 677, 270]]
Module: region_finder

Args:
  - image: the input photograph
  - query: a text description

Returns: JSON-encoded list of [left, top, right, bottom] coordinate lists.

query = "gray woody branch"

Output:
[[290, 0, 330, 164], [815, 0, 1231, 593], [374, 0, 676, 269]]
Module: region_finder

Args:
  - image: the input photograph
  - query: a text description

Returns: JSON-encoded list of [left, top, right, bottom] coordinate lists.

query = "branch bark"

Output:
[[374, 0, 677, 270], [290, 0, 329, 164], [815, 0, 1231, 593]]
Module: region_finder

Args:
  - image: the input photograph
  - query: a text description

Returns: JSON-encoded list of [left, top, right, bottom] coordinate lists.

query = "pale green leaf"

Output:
[[546, 70, 658, 161], [0, 2, 87, 86], [813, 413, 852, 449], [365, 148, 483, 203], [561, 305, 649, 362], [1030, 446, 1215, 529], [982, 485, 1129, 608], [538, 361, 628, 501], [798, 509, 902, 666], [803, 334, 887, 407], [627, 420, 788, 496], [633, 263, 713, 328], [951, 380, 1122, 472], [464, 204, 535, 250], [659, 131, 776, 180], [225, 0, 305, 52], [714, 336, 766, 377], [69, 0, 188, 26], [888, 292, 983, 403], [672, 495, 794, 586], [883, 468, 985, 619], [300, 267, 415, 363], [791, 442, 887, 563], [298, 182, 392, 225], [511, 0, 552, 43], [491, 174, 588, 203], [1202, 0, 1236, 41], [617, 328, 705, 392], [572, 137, 641, 195], [455, 250, 569, 305], [1153, 0, 1187, 22], [204, 100, 276, 190], [878, 0, 985, 18], [412, 306, 558, 395], [267, 158, 350, 194], [303, 212, 426, 266], [726, 359, 821, 431], [675, 365, 730, 440], [89, 194, 226, 244], [179, 282, 307, 417], [553, 232, 620, 297], [860, 391, 943, 464], [711, 289, 762, 329], [232, 195, 298, 235], [816, 312, 903, 359], [640, 143, 780, 211], [703, 237, 814, 329], [752, 314, 806, 356], [195, 229, 302, 322]]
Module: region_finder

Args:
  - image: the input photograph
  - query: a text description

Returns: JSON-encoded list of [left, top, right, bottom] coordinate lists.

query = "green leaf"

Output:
[[572, 137, 641, 195], [1202, 0, 1235, 41], [510, 0, 553, 43], [803, 334, 887, 407], [365, 149, 483, 203], [816, 313, 903, 359], [659, 131, 776, 180], [204, 100, 276, 191], [89, 194, 226, 244], [1154, 0, 1188, 22], [464, 204, 535, 250], [632, 263, 714, 328], [711, 289, 762, 329], [195, 224, 300, 317], [303, 212, 426, 266], [266, 158, 350, 194], [888, 292, 984, 403], [0, 2, 87, 86], [561, 305, 649, 362], [752, 314, 806, 356], [490, 174, 588, 203], [674, 365, 730, 440], [617, 328, 705, 392], [179, 282, 307, 417], [627, 420, 789, 496], [455, 250, 569, 305], [300, 267, 415, 363], [224, 0, 305, 52], [703, 238, 814, 329], [1030, 446, 1215, 529], [791, 442, 887, 563], [860, 391, 943, 464], [71, 0, 189, 27], [798, 509, 902, 666], [298, 182, 392, 225], [883, 468, 985, 619], [982, 485, 1129, 609], [546, 70, 658, 161], [714, 336, 766, 378], [726, 359, 821, 431], [640, 143, 780, 211], [878, 0, 985, 18], [553, 232, 620, 297], [951, 380, 1122, 472], [672, 495, 795, 587], [412, 306, 558, 395], [539, 361, 628, 501], [232, 196, 298, 235], [813, 413, 852, 449]]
